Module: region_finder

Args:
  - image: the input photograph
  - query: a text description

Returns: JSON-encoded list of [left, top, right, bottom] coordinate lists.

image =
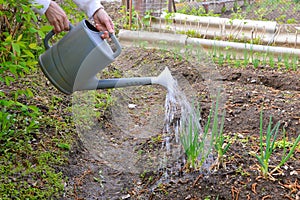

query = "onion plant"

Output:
[[271, 129, 300, 174], [214, 110, 231, 169], [254, 110, 300, 178], [255, 111, 280, 177], [180, 102, 213, 170], [180, 94, 230, 170]]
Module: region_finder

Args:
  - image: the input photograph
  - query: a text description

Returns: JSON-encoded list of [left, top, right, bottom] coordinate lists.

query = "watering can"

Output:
[[39, 20, 172, 95]]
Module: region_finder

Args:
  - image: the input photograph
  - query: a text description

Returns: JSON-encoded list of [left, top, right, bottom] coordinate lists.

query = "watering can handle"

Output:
[[108, 33, 122, 58], [43, 24, 75, 50]]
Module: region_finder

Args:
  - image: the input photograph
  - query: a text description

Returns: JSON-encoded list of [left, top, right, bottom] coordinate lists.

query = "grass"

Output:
[[0, 96, 72, 198]]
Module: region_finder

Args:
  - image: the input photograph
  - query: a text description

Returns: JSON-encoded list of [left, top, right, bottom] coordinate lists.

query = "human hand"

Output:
[[45, 1, 69, 34], [93, 8, 114, 39]]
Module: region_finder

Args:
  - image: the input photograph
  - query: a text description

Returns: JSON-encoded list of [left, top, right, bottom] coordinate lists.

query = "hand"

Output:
[[93, 8, 114, 39], [45, 1, 69, 34]]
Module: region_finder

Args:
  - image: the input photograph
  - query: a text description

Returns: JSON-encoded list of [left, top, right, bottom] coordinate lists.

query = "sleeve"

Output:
[[72, 0, 104, 19], [30, 0, 51, 15]]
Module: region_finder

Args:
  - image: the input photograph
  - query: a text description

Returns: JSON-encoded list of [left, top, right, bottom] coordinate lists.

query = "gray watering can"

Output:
[[39, 20, 172, 95]]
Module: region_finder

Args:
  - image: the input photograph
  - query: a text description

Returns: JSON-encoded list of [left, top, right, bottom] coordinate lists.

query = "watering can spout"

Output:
[[150, 67, 175, 89], [96, 67, 174, 90], [97, 77, 152, 89]]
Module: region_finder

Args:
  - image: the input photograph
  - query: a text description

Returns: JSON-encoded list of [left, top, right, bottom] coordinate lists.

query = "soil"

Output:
[[57, 1, 300, 200], [61, 45, 299, 199]]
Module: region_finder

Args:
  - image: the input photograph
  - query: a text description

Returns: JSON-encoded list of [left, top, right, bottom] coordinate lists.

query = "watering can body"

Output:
[[39, 20, 122, 95]]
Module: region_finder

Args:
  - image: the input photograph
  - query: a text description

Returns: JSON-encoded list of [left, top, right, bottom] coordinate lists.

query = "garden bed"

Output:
[[61, 45, 299, 199]]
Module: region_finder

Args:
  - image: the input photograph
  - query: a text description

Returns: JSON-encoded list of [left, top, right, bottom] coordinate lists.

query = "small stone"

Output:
[[290, 170, 298, 176], [128, 104, 137, 109], [185, 194, 192, 200], [237, 133, 244, 139], [121, 194, 130, 199]]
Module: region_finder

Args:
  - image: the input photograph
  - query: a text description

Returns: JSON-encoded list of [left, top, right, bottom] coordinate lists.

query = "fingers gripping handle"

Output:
[[43, 24, 75, 50]]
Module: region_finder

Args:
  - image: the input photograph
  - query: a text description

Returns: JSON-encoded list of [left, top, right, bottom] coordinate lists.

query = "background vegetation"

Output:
[[0, 0, 84, 198]]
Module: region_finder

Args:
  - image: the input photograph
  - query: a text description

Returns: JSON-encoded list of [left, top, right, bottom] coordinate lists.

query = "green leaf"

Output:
[[37, 30, 45, 39], [0, 91, 5, 97], [5, 76, 15, 86], [12, 43, 20, 56], [40, 25, 53, 32], [17, 34, 23, 42], [57, 143, 70, 150], [25, 88, 34, 98], [29, 27, 38, 33], [28, 106, 40, 114], [8, 64, 18, 75], [23, 50, 35, 58], [5, 35, 12, 43], [29, 43, 37, 49]]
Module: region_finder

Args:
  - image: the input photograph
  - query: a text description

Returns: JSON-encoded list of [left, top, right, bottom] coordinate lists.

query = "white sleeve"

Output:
[[72, 0, 104, 19], [30, 0, 51, 15]]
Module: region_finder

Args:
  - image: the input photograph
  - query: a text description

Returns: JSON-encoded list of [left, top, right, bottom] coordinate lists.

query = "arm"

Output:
[[30, 0, 51, 15], [30, 0, 70, 33]]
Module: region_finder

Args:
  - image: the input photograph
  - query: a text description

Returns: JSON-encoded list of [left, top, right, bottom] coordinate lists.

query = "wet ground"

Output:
[[61, 45, 299, 199]]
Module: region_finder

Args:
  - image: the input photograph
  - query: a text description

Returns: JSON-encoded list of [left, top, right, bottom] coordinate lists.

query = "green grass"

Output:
[[0, 98, 71, 198]]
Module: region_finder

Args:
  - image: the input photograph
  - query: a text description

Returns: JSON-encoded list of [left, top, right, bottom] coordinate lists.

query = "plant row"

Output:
[[180, 95, 300, 179]]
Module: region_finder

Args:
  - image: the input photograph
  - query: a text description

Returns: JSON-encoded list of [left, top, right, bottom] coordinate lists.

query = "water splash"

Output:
[[154, 68, 215, 187]]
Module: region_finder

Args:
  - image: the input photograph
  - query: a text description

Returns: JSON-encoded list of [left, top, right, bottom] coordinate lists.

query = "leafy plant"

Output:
[[291, 55, 298, 71], [283, 53, 290, 70], [269, 54, 275, 68], [0, 0, 77, 198]]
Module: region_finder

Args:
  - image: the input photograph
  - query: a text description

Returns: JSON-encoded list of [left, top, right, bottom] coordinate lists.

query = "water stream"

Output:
[[151, 67, 215, 189], [73, 65, 218, 198]]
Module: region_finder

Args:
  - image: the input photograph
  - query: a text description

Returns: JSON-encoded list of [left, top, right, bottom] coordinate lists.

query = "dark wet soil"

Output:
[[60, 45, 299, 200]]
